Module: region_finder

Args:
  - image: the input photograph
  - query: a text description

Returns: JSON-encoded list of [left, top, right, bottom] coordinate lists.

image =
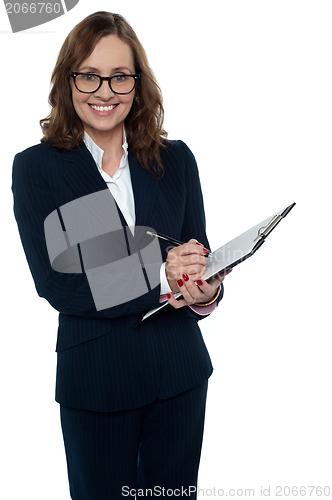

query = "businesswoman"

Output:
[[12, 11, 228, 500]]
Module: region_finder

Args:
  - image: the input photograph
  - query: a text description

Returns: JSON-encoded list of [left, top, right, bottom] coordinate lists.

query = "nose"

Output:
[[94, 80, 115, 100]]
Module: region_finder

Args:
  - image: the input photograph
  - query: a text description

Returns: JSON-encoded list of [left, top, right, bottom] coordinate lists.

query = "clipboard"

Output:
[[137, 202, 296, 324]]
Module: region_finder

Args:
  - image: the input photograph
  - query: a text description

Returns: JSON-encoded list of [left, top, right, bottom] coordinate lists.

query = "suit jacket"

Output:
[[12, 139, 222, 412]]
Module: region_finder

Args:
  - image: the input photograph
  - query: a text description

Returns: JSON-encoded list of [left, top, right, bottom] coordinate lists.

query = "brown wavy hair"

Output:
[[40, 11, 168, 175]]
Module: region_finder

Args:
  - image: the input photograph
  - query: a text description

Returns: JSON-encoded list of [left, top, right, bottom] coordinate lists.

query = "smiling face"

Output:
[[71, 34, 136, 145]]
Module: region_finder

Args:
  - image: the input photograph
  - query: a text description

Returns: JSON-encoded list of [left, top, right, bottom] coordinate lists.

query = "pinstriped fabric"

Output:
[[55, 310, 212, 411], [60, 380, 208, 500], [12, 139, 220, 412], [60, 404, 141, 499], [12, 147, 102, 317]]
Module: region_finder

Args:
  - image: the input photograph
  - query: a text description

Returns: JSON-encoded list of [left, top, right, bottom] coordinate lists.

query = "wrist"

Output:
[[195, 286, 221, 307]]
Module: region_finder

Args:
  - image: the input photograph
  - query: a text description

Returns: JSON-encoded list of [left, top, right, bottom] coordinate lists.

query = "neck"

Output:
[[85, 125, 124, 155]]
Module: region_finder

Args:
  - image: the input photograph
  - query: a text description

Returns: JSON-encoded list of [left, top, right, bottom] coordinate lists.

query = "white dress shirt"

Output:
[[83, 130, 171, 294]]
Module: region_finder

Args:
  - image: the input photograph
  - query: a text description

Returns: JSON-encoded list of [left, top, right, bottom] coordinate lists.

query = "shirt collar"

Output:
[[83, 127, 128, 174]]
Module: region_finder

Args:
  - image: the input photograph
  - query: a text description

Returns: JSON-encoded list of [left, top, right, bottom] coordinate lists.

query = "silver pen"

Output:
[[146, 231, 210, 256]]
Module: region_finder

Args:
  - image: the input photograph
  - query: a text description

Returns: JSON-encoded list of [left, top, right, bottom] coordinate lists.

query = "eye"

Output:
[[113, 74, 130, 83], [81, 73, 98, 81]]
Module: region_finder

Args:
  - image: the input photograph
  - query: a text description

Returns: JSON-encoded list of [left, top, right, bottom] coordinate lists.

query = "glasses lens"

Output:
[[75, 74, 101, 93], [110, 75, 136, 94]]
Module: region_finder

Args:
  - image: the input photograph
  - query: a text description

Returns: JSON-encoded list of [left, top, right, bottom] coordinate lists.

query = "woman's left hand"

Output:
[[166, 270, 232, 309]]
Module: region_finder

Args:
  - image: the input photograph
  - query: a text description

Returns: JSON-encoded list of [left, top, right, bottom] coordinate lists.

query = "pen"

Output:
[[146, 231, 210, 256]]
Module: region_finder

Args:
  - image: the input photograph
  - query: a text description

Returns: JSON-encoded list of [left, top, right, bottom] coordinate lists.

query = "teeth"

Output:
[[90, 104, 117, 111]]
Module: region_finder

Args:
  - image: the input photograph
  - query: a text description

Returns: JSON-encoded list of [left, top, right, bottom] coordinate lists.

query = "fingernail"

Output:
[[196, 242, 203, 246], [197, 280, 203, 286], [167, 293, 172, 299], [182, 273, 189, 282], [177, 279, 184, 287], [203, 248, 209, 254]]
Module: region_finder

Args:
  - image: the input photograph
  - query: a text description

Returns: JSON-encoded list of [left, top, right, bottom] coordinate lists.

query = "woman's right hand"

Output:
[[165, 238, 209, 293]]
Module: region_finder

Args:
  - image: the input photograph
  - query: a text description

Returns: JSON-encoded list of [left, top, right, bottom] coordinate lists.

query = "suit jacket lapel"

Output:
[[128, 149, 159, 227], [55, 143, 108, 200], [53, 143, 159, 228]]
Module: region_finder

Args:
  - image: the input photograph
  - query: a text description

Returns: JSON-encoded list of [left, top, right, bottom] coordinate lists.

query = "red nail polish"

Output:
[[167, 293, 172, 299], [196, 242, 203, 246], [177, 279, 184, 287], [197, 280, 203, 286], [203, 248, 209, 254], [182, 273, 189, 282]]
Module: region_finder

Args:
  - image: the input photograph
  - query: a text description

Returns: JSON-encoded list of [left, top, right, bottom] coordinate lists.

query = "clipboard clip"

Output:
[[254, 215, 282, 242]]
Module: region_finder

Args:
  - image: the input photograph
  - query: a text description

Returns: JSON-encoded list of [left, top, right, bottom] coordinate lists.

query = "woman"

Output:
[[12, 11, 228, 500]]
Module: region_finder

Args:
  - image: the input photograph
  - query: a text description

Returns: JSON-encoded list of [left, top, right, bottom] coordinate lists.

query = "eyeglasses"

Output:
[[71, 72, 140, 94]]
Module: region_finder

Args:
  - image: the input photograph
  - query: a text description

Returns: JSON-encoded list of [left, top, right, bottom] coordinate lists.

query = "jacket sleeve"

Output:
[[12, 151, 161, 319], [177, 141, 224, 318]]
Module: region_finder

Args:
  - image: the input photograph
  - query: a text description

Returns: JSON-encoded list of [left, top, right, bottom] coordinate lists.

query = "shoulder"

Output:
[[13, 142, 58, 176], [12, 142, 69, 190], [14, 141, 55, 161], [12, 141, 84, 178], [162, 139, 195, 158], [160, 139, 198, 173]]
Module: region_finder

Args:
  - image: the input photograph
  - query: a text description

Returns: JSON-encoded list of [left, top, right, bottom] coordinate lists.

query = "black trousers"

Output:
[[60, 380, 208, 499]]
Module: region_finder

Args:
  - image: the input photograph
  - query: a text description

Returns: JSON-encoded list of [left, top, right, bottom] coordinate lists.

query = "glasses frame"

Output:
[[71, 72, 140, 95]]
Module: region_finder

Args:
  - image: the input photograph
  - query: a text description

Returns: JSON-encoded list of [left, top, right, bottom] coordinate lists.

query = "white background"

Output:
[[1, 0, 331, 498]]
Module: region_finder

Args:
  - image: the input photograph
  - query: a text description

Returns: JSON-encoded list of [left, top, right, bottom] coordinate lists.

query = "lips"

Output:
[[88, 104, 119, 112]]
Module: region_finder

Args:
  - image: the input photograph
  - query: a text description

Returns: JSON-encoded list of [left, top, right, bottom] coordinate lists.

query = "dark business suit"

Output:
[[12, 139, 223, 498]]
